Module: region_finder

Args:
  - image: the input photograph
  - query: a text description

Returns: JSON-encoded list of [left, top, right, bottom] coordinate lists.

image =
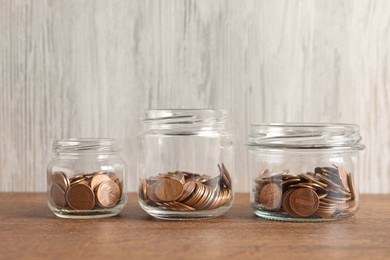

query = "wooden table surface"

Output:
[[0, 193, 389, 259]]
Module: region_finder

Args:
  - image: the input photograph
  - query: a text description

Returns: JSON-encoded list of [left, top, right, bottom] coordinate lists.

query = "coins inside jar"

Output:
[[49, 171, 123, 210], [139, 164, 233, 211], [254, 165, 356, 219]]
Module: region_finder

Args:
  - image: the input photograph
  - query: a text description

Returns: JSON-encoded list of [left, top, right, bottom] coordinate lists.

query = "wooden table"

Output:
[[0, 193, 389, 259]]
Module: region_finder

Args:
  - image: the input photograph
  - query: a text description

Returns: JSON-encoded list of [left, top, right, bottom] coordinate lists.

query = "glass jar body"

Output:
[[47, 139, 127, 219], [248, 123, 364, 222], [250, 148, 359, 222], [138, 110, 234, 220]]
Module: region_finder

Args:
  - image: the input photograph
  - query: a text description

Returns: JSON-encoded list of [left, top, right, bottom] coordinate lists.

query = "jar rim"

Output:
[[248, 123, 365, 150], [142, 109, 229, 133], [52, 138, 120, 153]]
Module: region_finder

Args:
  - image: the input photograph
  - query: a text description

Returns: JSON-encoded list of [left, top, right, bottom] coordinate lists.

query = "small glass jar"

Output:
[[137, 109, 234, 220], [47, 138, 127, 219], [248, 123, 365, 222]]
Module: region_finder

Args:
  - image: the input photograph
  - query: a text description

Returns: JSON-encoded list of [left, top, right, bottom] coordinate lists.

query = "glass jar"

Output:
[[248, 123, 365, 222], [137, 109, 234, 220], [47, 138, 127, 219]]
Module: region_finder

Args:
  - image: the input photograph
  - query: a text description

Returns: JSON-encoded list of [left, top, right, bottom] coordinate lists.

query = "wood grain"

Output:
[[0, 193, 389, 259], [0, 1, 389, 192]]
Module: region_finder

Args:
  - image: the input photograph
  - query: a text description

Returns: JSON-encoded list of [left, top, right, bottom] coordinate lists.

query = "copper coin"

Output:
[[69, 174, 85, 182], [66, 183, 95, 210], [221, 189, 233, 207], [347, 172, 356, 199], [317, 189, 328, 199], [315, 204, 337, 218], [204, 176, 220, 188], [138, 181, 145, 201], [154, 179, 184, 202], [301, 173, 328, 188], [163, 201, 196, 211], [289, 188, 319, 217], [178, 181, 196, 202], [336, 166, 350, 192], [288, 183, 317, 191], [208, 189, 223, 209], [142, 179, 149, 201], [95, 180, 121, 208], [258, 183, 282, 211], [198, 185, 218, 209], [52, 172, 70, 191], [220, 164, 232, 189], [282, 173, 302, 180], [317, 174, 342, 189], [50, 184, 67, 208], [203, 188, 220, 209], [282, 189, 300, 218], [185, 183, 205, 206], [281, 178, 301, 187], [91, 173, 111, 190], [147, 181, 160, 202], [193, 185, 211, 209], [70, 177, 89, 186], [171, 172, 186, 184]]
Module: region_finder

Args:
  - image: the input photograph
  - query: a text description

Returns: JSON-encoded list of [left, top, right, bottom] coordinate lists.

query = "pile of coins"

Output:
[[50, 171, 123, 210], [254, 165, 356, 219], [139, 164, 233, 211]]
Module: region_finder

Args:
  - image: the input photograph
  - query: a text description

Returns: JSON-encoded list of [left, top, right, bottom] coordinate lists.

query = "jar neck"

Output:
[[248, 123, 365, 151], [52, 138, 121, 155], [142, 109, 230, 134]]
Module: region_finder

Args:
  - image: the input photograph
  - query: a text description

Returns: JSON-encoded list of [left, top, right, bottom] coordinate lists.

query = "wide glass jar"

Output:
[[248, 123, 365, 222], [47, 138, 127, 219], [138, 109, 234, 220]]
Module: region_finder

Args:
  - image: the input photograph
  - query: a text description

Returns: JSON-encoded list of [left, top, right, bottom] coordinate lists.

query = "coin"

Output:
[[52, 172, 70, 191], [259, 183, 282, 211], [50, 170, 123, 211], [336, 165, 350, 192], [317, 174, 342, 189], [185, 182, 206, 207], [347, 172, 356, 199], [220, 163, 232, 189], [50, 184, 67, 208], [141, 166, 233, 211], [147, 181, 161, 202], [282, 189, 300, 218], [66, 183, 95, 210], [70, 177, 89, 186], [154, 179, 184, 202], [178, 181, 196, 202], [289, 188, 319, 217], [204, 176, 220, 188], [95, 180, 121, 208], [281, 178, 301, 187], [91, 173, 112, 190], [142, 179, 149, 201], [301, 173, 328, 188], [172, 172, 186, 184]]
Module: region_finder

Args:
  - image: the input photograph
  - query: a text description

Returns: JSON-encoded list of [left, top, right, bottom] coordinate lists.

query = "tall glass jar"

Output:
[[138, 109, 234, 220], [248, 124, 365, 222], [47, 138, 127, 219]]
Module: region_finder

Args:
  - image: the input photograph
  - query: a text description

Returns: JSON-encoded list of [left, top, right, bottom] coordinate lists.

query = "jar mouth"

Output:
[[248, 123, 365, 150], [142, 109, 229, 132], [53, 138, 120, 153]]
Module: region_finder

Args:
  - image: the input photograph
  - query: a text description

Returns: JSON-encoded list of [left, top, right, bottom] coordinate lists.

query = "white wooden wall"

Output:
[[1, 0, 389, 193]]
